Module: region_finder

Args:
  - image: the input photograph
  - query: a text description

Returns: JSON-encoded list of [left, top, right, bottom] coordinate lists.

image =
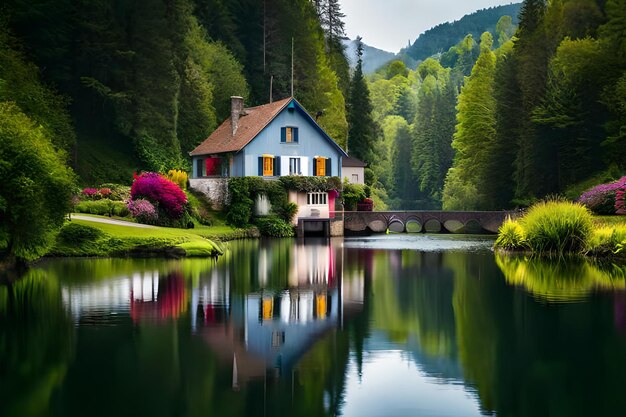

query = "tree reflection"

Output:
[[0, 269, 74, 417]]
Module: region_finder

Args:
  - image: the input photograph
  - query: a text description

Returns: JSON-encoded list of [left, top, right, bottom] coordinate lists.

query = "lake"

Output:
[[1, 235, 626, 417]]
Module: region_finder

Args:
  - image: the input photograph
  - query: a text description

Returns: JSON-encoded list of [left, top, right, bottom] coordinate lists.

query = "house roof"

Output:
[[189, 97, 348, 157], [342, 156, 367, 167], [189, 98, 291, 156]]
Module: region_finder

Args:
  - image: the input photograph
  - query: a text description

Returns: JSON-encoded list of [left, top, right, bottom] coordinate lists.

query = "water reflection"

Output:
[[496, 253, 626, 302], [1, 237, 626, 417]]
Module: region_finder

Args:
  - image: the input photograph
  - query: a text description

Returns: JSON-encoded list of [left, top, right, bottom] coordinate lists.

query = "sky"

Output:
[[340, 0, 518, 53]]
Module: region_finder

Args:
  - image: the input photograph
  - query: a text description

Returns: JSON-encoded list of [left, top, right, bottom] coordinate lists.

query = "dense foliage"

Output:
[[3, 0, 350, 174], [441, 0, 626, 210], [0, 102, 76, 262]]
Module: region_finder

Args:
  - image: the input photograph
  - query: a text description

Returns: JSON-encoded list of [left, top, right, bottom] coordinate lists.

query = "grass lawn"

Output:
[[51, 215, 258, 258]]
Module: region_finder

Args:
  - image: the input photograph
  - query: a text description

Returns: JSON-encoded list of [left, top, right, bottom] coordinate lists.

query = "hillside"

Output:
[[343, 38, 399, 74], [400, 3, 522, 62]]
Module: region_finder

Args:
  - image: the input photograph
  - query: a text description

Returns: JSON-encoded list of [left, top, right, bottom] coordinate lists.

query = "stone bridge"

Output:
[[342, 211, 518, 234]]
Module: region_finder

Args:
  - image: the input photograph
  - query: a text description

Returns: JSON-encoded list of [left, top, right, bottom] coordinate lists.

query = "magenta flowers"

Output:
[[130, 172, 188, 219]]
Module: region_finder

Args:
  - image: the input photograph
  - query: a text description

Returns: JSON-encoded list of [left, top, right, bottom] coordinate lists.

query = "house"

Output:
[[189, 96, 348, 226], [342, 156, 367, 185]]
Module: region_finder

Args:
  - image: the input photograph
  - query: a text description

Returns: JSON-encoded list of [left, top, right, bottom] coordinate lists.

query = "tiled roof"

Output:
[[189, 97, 292, 156], [342, 156, 367, 167]]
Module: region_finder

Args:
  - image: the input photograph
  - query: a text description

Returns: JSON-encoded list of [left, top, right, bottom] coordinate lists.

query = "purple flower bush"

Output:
[[127, 198, 158, 223], [578, 176, 626, 214], [130, 172, 188, 220]]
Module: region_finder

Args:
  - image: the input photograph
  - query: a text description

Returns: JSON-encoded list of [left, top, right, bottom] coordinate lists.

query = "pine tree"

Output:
[[443, 32, 496, 210], [347, 37, 376, 165], [512, 0, 554, 201]]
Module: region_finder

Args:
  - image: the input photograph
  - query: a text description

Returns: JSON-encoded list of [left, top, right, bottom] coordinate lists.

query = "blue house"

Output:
[[189, 96, 348, 221]]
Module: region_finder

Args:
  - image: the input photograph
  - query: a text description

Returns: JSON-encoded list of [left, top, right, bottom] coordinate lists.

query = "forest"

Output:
[[1, 0, 625, 214]]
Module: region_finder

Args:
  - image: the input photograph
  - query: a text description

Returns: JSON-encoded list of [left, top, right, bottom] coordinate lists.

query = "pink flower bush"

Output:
[[578, 176, 626, 215], [99, 188, 112, 197], [131, 172, 187, 219], [81, 188, 99, 198], [616, 189, 626, 215], [127, 198, 158, 223]]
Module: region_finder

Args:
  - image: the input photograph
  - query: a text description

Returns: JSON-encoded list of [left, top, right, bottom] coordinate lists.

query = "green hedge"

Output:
[[75, 199, 130, 217], [255, 216, 295, 237]]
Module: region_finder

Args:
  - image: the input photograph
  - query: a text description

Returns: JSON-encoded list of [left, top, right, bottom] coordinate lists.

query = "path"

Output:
[[71, 214, 157, 228]]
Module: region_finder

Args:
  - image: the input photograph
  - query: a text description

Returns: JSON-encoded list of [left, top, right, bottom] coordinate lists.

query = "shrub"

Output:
[[282, 202, 299, 223], [75, 200, 130, 217], [81, 187, 99, 199], [131, 172, 187, 219], [227, 203, 252, 227], [279, 176, 342, 192], [227, 178, 254, 227], [99, 183, 131, 201], [343, 183, 366, 210], [494, 217, 527, 250], [616, 189, 626, 215], [166, 169, 188, 190], [520, 201, 593, 255], [255, 216, 295, 237], [57, 223, 103, 244], [127, 198, 158, 224], [578, 176, 626, 214], [99, 187, 112, 198]]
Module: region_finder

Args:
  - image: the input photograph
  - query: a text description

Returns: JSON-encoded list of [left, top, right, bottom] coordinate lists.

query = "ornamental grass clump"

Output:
[[520, 201, 593, 255], [588, 224, 626, 257], [494, 217, 527, 250]]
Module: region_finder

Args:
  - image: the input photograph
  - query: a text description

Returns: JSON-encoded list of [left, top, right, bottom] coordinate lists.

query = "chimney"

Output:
[[231, 96, 244, 136]]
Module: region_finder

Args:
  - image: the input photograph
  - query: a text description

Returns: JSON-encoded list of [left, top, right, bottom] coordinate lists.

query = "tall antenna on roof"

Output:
[[291, 37, 294, 97]]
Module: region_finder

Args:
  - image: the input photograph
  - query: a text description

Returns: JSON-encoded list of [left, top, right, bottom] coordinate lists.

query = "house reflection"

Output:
[[194, 238, 364, 387], [57, 240, 365, 389]]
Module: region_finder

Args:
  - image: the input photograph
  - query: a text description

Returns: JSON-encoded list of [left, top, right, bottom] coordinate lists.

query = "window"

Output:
[[272, 331, 285, 347], [281, 126, 298, 143], [196, 158, 205, 178], [307, 192, 328, 206], [352, 174, 359, 183], [315, 157, 326, 176], [263, 156, 274, 176], [289, 157, 301, 175]]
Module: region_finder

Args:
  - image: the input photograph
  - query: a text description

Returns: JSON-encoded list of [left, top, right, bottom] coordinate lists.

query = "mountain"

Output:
[[343, 38, 397, 74], [400, 3, 522, 62]]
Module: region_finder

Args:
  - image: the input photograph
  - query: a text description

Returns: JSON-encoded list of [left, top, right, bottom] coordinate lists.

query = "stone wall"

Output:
[[330, 219, 344, 237], [189, 178, 229, 210]]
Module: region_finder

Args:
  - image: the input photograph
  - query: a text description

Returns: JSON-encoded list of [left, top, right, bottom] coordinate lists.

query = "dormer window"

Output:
[[281, 127, 298, 143]]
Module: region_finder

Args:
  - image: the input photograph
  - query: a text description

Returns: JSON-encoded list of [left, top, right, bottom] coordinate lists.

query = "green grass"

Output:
[[50, 215, 257, 258]]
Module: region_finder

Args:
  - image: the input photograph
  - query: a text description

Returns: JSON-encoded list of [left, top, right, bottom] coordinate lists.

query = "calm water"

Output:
[[2, 236, 626, 417]]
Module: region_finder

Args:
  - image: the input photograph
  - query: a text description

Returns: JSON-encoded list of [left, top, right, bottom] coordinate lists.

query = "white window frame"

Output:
[[289, 157, 301, 175], [307, 192, 328, 206]]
